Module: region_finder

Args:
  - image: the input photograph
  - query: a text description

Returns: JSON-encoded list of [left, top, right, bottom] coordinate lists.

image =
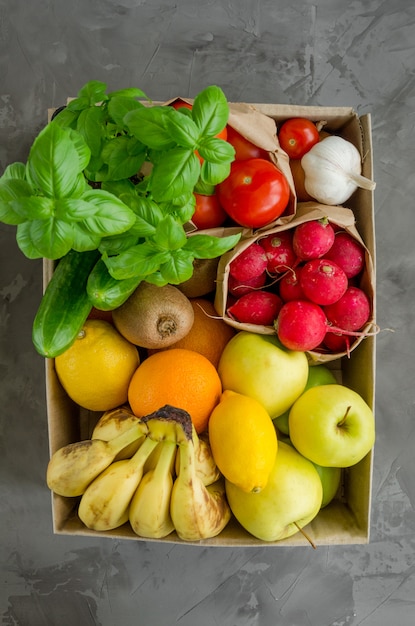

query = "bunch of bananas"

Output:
[[46, 404, 231, 541]]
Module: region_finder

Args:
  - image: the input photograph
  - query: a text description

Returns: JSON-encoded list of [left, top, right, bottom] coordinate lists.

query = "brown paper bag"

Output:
[[214, 202, 375, 363]]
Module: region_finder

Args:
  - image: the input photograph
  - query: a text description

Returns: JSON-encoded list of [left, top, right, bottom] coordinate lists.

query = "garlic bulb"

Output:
[[301, 135, 376, 205]]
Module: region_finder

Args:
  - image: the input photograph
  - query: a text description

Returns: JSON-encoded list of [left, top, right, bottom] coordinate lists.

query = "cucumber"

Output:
[[86, 258, 142, 311], [32, 249, 100, 358]]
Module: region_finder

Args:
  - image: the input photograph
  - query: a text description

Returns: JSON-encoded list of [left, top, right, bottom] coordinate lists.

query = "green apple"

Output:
[[225, 441, 323, 542], [312, 463, 342, 508], [218, 331, 308, 418], [273, 364, 337, 435], [289, 384, 375, 468]]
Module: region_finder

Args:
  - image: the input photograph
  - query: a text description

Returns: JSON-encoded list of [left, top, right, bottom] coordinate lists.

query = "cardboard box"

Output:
[[44, 102, 376, 546]]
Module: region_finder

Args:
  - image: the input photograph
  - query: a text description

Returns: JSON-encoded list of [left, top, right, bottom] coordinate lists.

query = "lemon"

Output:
[[208, 390, 278, 493], [55, 320, 140, 412]]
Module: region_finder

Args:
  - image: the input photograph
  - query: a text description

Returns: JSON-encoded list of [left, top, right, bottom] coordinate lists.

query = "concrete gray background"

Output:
[[1, 1, 414, 624]]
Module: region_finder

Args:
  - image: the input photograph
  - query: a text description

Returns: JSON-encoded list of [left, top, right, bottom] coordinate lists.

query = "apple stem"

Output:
[[294, 522, 317, 549], [338, 405, 352, 428]]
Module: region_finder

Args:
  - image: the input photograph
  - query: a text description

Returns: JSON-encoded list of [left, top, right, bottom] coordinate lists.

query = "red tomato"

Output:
[[170, 99, 227, 141], [226, 125, 269, 161], [217, 158, 290, 229], [278, 118, 319, 159], [192, 193, 227, 230]]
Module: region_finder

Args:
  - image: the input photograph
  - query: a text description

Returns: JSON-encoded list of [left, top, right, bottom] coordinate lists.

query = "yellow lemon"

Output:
[[55, 320, 140, 412], [208, 390, 278, 493]]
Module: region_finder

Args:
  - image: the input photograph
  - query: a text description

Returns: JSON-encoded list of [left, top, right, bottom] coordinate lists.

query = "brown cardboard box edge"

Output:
[[44, 102, 375, 547]]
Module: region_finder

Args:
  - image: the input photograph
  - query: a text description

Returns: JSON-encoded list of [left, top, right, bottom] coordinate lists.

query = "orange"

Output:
[[128, 348, 222, 434], [147, 298, 235, 367], [55, 320, 140, 412]]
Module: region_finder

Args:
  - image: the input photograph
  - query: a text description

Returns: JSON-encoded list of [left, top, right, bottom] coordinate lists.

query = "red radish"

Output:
[[292, 219, 335, 260], [323, 286, 370, 331], [324, 232, 365, 278], [323, 331, 351, 353], [229, 243, 268, 282], [279, 266, 306, 302], [228, 271, 267, 297], [275, 300, 327, 351], [228, 291, 283, 326], [259, 230, 296, 274], [300, 258, 348, 305]]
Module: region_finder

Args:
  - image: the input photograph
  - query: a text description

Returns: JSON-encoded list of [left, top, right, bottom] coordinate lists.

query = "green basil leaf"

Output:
[[197, 137, 235, 164], [2, 162, 27, 181], [51, 107, 78, 128], [66, 127, 94, 172], [200, 160, 231, 186], [125, 106, 175, 150], [55, 197, 98, 222], [164, 110, 199, 148], [150, 148, 200, 202], [0, 179, 34, 225], [77, 80, 108, 105], [71, 223, 102, 251], [126, 195, 164, 237], [108, 87, 149, 100], [158, 249, 195, 284], [160, 194, 195, 223], [101, 179, 136, 197], [79, 189, 136, 235], [142, 271, 168, 287], [192, 86, 229, 137], [153, 216, 187, 251], [185, 232, 241, 259], [107, 96, 145, 127], [193, 179, 216, 195], [99, 232, 141, 256], [76, 106, 106, 157], [101, 136, 147, 181], [104, 242, 170, 280], [11, 196, 55, 220], [16, 222, 43, 259], [25, 218, 74, 259], [27, 124, 90, 198]]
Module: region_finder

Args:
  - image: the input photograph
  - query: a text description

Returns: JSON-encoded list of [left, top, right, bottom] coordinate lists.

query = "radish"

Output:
[[324, 231, 365, 278], [292, 218, 335, 260], [259, 230, 297, 274], [323, 331, 350, 354], [275, 300, 328, 351], [300, 258, 348, 305], [228, 271, 267, 297], [228, 291, 283, 326], [323, 286, 370, 330], [279, 266, 306, 302], [229, 243, 268, 282]]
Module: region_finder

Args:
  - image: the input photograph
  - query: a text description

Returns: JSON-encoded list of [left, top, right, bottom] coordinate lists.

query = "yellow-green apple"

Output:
[[312, 463, 342, 507], [225, 441, 323, 542], [218, 331, 308, 418], [289, 384, 375, 467], [273, 364, 337, 435]]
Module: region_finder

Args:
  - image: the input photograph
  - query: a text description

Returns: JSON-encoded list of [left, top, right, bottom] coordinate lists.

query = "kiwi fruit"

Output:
[[178, 257, 220, 298], [112, 282, 194, 349]]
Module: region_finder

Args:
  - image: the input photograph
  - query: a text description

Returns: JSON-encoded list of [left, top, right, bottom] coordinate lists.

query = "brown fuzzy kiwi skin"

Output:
[[112, 282, 195, 349], [177, 257, 220, 298]]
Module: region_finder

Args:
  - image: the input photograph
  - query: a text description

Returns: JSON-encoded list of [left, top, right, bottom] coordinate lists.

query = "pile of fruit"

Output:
[[0, 80, 377, 544]]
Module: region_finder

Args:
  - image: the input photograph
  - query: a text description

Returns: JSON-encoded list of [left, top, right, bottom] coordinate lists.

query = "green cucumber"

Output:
[[32, 249, 100, 358], [86, 258, 142, 311]]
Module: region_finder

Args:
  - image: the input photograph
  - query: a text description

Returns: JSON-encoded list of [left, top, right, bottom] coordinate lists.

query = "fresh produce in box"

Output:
[[0, 78, 376, 545]]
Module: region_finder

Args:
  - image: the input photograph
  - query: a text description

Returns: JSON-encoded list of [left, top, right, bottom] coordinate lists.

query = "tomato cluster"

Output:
[[190, 116, 323, 231]]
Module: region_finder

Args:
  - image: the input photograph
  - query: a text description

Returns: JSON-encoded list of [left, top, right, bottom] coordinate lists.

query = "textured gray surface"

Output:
[[1, 1, 414, 624]]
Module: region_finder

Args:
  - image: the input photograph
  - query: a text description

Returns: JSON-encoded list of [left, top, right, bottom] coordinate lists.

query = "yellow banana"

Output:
[[78, 435, 159, 531], [91, 405, 143, 459], [170, 421, 231, 542], [129, 440, 177, 539], [46, 422, 147, 497], [176, 427, 221, 486]]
